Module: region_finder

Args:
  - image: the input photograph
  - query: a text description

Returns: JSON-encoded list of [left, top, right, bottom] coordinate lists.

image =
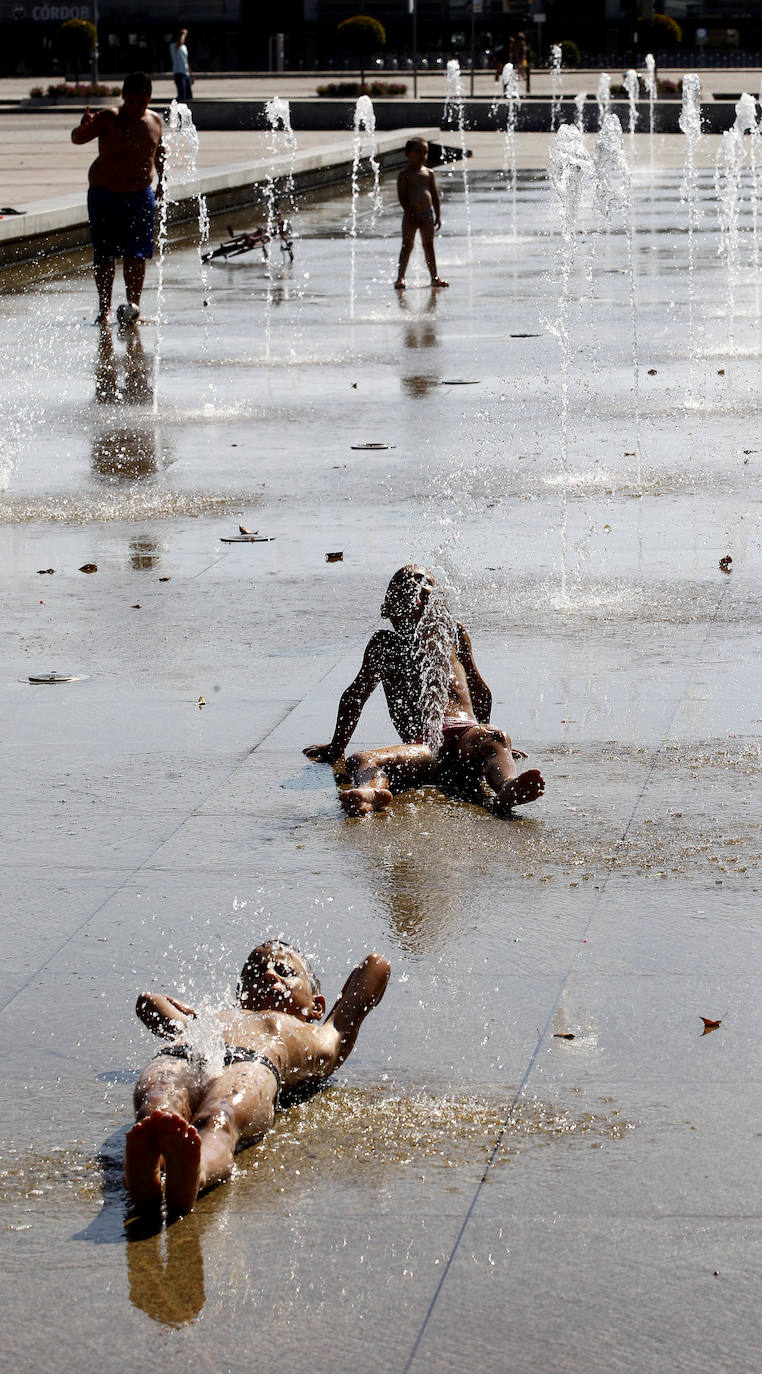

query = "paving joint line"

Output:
[[403, 575, 735, 1373], [0, 621, 374, 1018]]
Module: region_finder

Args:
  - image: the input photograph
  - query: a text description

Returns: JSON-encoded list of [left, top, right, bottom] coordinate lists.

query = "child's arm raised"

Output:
[[135, 992, 197, 1039], [455, 622, 492, 723], [304, 632, 386, 764], [323, 953, 391, 1070]]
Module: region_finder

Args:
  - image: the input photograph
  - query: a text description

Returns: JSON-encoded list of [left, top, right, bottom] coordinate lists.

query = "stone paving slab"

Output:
[[0, 164, 760, 1372]]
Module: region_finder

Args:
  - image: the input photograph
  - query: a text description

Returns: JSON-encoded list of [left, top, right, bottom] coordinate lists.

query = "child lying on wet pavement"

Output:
[[125, 941, 390, 1214], [304, 565, 545, 817]]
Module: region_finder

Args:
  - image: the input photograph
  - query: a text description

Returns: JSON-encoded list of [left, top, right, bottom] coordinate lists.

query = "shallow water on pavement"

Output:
[[1, 163, 761, 1372]]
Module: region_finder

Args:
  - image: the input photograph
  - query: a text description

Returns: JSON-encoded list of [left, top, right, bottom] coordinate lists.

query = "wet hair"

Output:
[[122, 71, 152, 98], [238, 940, 321, 1000], [405, 137, 428, 154], [381, 564, 432, 620]]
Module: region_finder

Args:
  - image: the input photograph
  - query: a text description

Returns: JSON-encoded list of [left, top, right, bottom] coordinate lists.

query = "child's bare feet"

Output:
[[154, 1111, 202, 1214], [394, 279, 406, 291], [124, 1114, 163, 1210], [340, 785, 393, 816], [430, 277, 449, 288], [492, 769, 545, 816]]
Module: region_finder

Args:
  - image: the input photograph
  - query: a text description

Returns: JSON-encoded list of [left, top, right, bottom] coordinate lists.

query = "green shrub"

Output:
[[639, 14, 682, 49], [336, 14, 386, 87], [559, 40, 580, 67], [317, 81, 407, 98], [57, 18, 97, 85]]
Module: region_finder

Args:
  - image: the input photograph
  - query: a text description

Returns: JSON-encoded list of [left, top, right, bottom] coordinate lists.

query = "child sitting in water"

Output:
[[304, 565, 545, 817], [395, 138, 449, 291], [125, 941, 390, 1214]]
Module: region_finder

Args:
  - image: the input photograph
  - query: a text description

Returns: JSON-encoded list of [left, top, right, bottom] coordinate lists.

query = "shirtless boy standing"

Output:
[[395, 138, 449, 291], [304, 565, 545, 817], [71, 71, 163, 326], [125, 941, 390, 1214]]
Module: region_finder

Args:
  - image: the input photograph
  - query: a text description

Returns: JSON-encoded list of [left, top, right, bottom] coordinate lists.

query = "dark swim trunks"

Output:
[[87, 186, 155, 264], [155, 1043, 282, 1106]]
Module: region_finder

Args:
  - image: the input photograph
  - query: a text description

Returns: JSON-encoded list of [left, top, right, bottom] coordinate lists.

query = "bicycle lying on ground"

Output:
[[202, 206, 294, 263]]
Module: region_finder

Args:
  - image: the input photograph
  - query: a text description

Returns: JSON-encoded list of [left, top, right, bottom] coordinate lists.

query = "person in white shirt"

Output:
[[169, 28, 193, 102]]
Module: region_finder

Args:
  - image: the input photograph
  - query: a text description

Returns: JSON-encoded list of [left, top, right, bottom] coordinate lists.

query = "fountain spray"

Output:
[[444, 59, 472, 261], [491, 63, 522, 238], [594, 114, 641, 490], [596, 73, 611, 130], [548, 124, 594, 598], [679, 74, 702, 400], [643, 54, 657, 166], [550, 44, 563, 131]]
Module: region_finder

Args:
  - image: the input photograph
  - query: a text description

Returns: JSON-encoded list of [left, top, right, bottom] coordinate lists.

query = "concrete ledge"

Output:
[[6, 96, 741, 135], [0, 127, 443, 269]]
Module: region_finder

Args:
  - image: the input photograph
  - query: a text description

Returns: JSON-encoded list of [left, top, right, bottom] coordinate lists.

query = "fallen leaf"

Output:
[[37, 568, 55, 575], [553, 1032, 575, 1040], [159, 576, 171, 582], [719, 555, 732, 573], [198, 696, 206, 708], [239, 524, 258, 535], [700, 1016, 722, 1034], [717, 369, 725, 376], [351, 382, 358, 388], [647, 368, 657, 375], [603, 524, 612, 533], [624, 451, 635, 456], [79, 563, 98, 573], [325, 551, 344, 562], [131, 603, 141, 609]]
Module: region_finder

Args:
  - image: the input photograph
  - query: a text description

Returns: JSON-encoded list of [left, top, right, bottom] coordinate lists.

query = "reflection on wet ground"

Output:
[[1, 163, 761, 1370]]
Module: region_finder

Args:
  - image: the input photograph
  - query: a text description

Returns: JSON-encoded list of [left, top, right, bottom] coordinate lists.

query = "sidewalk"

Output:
[[2, 68, 761, 103]]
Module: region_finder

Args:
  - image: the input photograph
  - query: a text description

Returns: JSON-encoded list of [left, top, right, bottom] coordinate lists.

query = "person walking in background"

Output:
[[169, 28, 193, 102]]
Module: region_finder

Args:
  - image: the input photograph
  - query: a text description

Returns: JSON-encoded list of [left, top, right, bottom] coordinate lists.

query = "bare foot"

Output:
[[154, 1110, 202, 1214], [94, 311, 111, 326], [124, 1114, 163, 1210], [394, 279, 406, 291], [340, 785, 393, 816], [430, 277, 449, 288], [492, 769, 545, 816]]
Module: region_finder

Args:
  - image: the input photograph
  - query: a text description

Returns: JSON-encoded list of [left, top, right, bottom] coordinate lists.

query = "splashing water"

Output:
[[734, 93, 761, 316], [550, 44, 563, 131], [264, 97, 298, 351], [715, 123, 746, 354], [623, 69, 639, 148], [643, 54, 657, 163], [548, 124, 594, 598], [593, 114, 641, 488], [574, 92, 587, 131], [412, 582, 457, 757], [444, 59, 472, 259], [353, 95, 381, 221], [491, 63, 522, 237], [596, 72, 611, 130], [679, 74, 702, 399], [155, 101, 212, 413]]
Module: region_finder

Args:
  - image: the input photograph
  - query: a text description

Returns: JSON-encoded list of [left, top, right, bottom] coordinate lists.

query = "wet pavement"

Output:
[[1, 149, 760, 1372]]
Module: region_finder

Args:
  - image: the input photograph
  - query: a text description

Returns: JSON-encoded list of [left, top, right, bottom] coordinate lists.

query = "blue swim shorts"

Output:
[[87, 186, 155, 264]]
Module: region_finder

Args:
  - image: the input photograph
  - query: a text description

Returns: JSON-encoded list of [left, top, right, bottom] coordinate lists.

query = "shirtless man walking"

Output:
[[305, 565, 544, 817], [71, 71, 163, 326]]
